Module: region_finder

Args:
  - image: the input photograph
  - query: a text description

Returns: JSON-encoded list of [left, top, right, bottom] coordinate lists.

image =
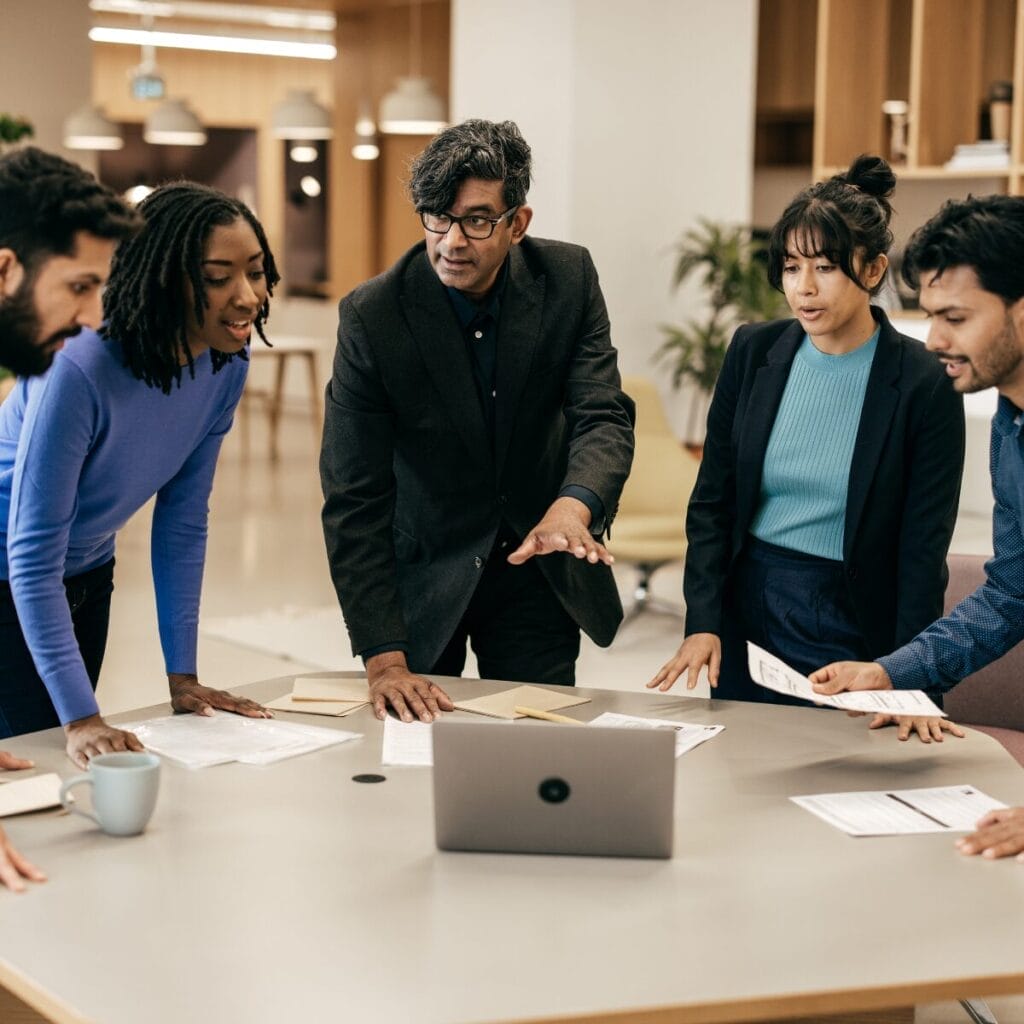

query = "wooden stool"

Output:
[[242, 335, 322, 460]]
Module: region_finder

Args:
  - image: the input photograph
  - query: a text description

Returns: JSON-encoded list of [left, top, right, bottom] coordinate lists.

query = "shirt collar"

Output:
[[994, 393, 1024, 436], [446, 258, 508, 328]]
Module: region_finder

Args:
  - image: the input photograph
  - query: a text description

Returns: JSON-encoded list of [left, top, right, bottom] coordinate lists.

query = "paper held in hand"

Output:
[[746, 642, 946, 717]]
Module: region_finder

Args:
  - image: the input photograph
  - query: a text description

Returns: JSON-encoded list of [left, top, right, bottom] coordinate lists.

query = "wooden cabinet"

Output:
[[812, 0, 1021, 188], [759, 0, 1024, 191]]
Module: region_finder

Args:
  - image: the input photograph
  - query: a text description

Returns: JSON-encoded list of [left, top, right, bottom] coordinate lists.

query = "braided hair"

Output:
[[102, 182, 280, 394]]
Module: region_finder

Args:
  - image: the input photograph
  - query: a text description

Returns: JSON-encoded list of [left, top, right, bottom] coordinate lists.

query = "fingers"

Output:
[[867, 713, 890, 728], [957, 819, 1024, 859], [429, 683, 455, 712], [944, 719, 966, 739], [807, 665, 838, 688], [202, 690, 272, 719], [0, 751, 33, 771], [708, 644, 721, 687], [0, 852, 25, 893], [126, 731, 146, 753], [6, 843, 45, 883], [646, 659, 684, 691], [507, 531, 613, 566]]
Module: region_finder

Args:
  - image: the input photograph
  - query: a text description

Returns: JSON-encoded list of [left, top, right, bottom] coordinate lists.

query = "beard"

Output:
[[0, 279, 79, 377], [957, 314, 1023, 394]]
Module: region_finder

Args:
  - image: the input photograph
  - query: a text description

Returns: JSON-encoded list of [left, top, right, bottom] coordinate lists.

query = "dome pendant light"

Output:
[[144, 98, 206, 146], [378, 0, 447, 135], [272, 90, 333, 141], [63, 105, 124, 151]]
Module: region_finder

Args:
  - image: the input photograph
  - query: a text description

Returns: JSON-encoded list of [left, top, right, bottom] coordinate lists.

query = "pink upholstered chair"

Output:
[[943, 554, 1024, 766]]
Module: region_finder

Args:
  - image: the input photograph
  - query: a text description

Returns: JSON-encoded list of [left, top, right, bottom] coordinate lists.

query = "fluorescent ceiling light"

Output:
[[89, 1, 335, 32], [89, 26, 336, 60]]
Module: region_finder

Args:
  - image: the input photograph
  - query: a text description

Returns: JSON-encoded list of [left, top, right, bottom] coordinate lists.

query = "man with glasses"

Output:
[[321, 119, 635, 724]]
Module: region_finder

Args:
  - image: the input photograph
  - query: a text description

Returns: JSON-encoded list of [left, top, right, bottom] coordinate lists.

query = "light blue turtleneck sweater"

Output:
[[749, 327, 879, 560]]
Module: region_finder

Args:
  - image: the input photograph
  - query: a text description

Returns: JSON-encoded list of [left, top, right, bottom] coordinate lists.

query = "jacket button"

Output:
[[847, 567, 857, 580], [498, 494, 508, 505], [474, 556, 483, 569]]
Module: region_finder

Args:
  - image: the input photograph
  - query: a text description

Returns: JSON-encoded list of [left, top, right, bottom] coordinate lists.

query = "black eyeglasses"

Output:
[[420, 208, 517, 240]]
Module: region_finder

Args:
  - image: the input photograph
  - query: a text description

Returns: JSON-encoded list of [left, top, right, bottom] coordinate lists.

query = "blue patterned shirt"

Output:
[[879, 395, 1024, 691]]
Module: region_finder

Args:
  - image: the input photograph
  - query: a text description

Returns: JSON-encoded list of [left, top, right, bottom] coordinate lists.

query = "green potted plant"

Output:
[[0, 114, 33, 152], [657, 219, 788, 443]]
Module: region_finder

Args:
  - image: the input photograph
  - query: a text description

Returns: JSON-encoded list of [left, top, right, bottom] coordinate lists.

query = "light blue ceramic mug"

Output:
[[59, 752, 160, 836]]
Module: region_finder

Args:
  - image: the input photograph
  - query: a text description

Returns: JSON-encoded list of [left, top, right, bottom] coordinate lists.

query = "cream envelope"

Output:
[[291, 674, 370, 703], [454, 685, 591, 721], [265, 694, 367, 718], [0, 773, 63, 817]]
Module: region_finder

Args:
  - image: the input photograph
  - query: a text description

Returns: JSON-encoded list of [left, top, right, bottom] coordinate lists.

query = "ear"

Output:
[[1008, 294, 1024, 340], [509, 205, 533, 245], [0, 248, 25, 300], [862, 252, 888, 290]]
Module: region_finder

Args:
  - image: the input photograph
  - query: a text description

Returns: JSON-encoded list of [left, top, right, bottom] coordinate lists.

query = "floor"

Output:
[[87, 403, 1022, 1024]]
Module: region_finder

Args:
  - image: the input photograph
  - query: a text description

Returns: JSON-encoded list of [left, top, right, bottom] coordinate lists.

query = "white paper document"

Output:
[[0, 773, 63, 817], [121, 713, 361, 769], [792, 785, 1006, 836], [747, 642, 946, 717], [588, 712, 724, 757], [381, 716, 434, 767]]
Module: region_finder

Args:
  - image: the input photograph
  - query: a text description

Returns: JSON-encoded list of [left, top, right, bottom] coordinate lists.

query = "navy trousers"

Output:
[[716, 538, 866, 708], [0, 558, 114, 738]]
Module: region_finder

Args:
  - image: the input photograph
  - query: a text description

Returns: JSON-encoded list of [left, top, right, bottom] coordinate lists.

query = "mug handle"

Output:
[[59, 774, 100, 826]]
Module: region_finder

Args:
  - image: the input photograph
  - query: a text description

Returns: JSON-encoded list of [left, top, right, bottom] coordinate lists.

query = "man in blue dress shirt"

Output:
[[810, 194, 1024, 862]]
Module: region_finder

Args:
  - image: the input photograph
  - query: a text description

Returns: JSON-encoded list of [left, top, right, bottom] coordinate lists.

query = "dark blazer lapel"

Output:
[[494, 246, 545, 480], [734, 319, 804, 535], [400, 250, 492, 470], [843, 309, 901, 560]]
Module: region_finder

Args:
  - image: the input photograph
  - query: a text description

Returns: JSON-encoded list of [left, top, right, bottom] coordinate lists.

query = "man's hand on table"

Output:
[[0, 826, 45, 893], [366, 651, 453, 724], [507, 496, 613, 566], [64, 714, 145, 769], [168, 674, 272, 720], [957, 807, 1024, 861], [647, 633, 721, 692], [0, 750, 46, 892]]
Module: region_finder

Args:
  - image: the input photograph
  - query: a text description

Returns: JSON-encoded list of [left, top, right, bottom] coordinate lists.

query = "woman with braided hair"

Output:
[[0, 181, 280, 767]]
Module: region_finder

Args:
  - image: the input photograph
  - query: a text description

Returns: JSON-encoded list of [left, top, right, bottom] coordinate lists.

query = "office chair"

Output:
[[613, 376, 700, 625]]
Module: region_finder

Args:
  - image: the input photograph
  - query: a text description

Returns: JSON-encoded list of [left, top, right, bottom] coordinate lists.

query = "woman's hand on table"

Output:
[[647, 633, 721, 692], [863, 713, 965, 744], [168, 674, 272, 719], [0, 750, 34, 771], [64, 714, 145, 769]]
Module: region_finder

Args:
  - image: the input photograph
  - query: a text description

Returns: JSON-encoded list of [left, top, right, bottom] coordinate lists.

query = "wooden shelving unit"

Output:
[[811, 0, 1021, 188]]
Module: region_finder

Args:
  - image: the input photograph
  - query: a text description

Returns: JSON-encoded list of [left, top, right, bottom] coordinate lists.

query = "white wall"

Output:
[[0, 0, 96, 173], [451, 0, 759, 433]]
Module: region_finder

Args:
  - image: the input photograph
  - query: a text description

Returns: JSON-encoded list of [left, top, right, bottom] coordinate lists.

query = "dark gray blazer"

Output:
[[683, 307, 966, 659], [320, 236, 635, 670]]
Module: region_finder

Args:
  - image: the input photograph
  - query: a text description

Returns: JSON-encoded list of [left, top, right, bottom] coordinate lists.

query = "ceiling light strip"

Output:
[[89, 0, 335, 32], [89, 26, 336, 60]]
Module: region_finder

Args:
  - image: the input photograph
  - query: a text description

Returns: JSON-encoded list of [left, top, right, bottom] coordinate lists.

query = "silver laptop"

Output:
[[432, 720, 676, 858]]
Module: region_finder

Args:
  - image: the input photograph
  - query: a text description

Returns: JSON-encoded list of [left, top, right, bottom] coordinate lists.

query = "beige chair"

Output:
[[613, 376, 701, 623], [943, 553, 1024, 767]]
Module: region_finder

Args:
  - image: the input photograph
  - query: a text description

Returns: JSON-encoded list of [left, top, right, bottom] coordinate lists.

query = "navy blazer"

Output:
[[684, 308, 965, 659], [320, 237, 635, 670]]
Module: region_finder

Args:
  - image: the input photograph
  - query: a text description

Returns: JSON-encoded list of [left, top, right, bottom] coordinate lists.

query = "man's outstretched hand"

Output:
[[507, 496, 612, 566]]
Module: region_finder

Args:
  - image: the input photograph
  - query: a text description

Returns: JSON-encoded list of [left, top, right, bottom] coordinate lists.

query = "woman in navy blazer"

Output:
[[648, 156, 966, 742]]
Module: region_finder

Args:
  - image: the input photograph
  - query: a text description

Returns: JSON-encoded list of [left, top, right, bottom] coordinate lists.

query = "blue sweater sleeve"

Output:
[[7, 363, 104, 724], [151, 369, 245, 675]]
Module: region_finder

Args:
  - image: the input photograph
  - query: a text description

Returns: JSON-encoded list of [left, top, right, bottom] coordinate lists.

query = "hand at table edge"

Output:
[[63, 714, 145, 769], [956, 806, 1024, 860], [866, 713, 965, 744], [647, 633, 721, 691], [0, 826, 46, 893], [365, 652, 453, 724]]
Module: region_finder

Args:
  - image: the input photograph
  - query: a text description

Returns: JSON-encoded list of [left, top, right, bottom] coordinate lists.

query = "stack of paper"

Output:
[[588, 712, 724, 758], [454, 685, 590, 720], [381, 716, 435, 767], [0, 773, 63, 817], [120, 713, 361, 769], [264, 673, 370, 717]]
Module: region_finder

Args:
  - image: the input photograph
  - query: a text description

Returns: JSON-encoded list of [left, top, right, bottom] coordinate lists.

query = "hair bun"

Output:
[[843, 153, 896, 200]]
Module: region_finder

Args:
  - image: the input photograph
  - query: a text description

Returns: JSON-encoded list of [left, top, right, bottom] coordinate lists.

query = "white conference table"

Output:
[[2, 675, 1024, 1024]]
